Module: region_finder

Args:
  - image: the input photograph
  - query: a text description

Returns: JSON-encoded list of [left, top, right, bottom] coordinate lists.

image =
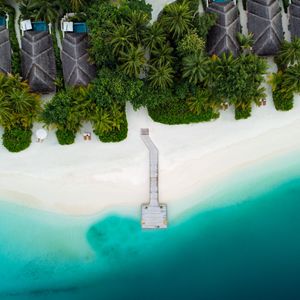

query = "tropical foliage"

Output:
[[269, 72, 294, 111], [42, 86, 93, 144], [177, 32, 205, 56], [20, 0, 65, 23], [88, 68, 143, 108], [272, 38, 300, 111], [208, 53, 267, 119], [275, 39, 300, 71], [237, 33, 254, 55], [160, 0, 193, 40], [0, 74, 41, 130], [2, 128, 32, 152], [0, 74, 41, 152], [42, 70, 136, 144], [4, 0, 299, 151]]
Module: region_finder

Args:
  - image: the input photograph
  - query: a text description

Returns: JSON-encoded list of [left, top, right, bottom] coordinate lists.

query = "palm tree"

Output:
[[0, 73, 41, 130], [237, 32, 254, 55], [107, 23, 133, 56], [69, 0, 85, 12], [151, 43, 174, 67], [10, 89, 38, 114], [182, 52, 210, 85], [26, 0, 62, 23], [143, 22, 166, 50], [160, 0, 193, 40], [148, 63, 174, 90], [283, 64, 300, 93], [92, 107, 113, 135], [187, 90, 211, 114], [110, 103, 125, 130], [124, 10, 150, 43], [276, 38, 300, 69], [268, 71, 283, 92], [0, 93, 13, 129], [119, 44, 146, 78]]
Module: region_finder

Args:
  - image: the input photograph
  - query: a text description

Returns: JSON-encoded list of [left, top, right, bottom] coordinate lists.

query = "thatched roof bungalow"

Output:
[[61, 33, 96, 87], [0, 24, 12, 74], [289, 0, 300, 39], [247, 0, 283, 56], [206, 1, 241, 57], [21, 31, 56, 93]]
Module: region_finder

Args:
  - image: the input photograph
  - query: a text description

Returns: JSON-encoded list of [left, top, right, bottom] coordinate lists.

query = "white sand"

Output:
[[1, 2, 300, 217], [1, 82, 300, 216], [147, 0, 175, 20]]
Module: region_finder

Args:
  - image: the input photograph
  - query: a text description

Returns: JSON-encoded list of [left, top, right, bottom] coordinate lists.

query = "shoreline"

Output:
[[1, 92, 300, 217], [1, 1, 300, 219]]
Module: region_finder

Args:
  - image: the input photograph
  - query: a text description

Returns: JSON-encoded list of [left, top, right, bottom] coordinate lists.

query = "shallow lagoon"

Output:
[[1, 152, 300, 300]]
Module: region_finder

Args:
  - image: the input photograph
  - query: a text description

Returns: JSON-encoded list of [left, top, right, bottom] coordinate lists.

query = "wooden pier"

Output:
[[140, 128, 167, 229]]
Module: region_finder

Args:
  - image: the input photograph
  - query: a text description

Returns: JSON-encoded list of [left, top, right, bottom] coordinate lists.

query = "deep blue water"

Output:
[[0, 160, 300, 299]]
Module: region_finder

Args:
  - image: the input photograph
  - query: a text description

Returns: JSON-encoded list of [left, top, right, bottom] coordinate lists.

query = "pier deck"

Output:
[[141, 128, 167, 229]]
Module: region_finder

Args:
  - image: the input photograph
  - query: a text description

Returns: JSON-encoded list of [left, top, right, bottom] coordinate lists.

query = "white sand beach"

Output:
[[1, 68, 300, 216], [1, 2, 300, 217]]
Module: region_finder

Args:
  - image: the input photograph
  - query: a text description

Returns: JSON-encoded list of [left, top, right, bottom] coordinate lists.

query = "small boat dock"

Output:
[[140, 128, 167, 229]]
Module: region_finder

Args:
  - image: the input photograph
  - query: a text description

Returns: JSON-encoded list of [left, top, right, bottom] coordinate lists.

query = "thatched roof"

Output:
[[247, 0, 283, 56], [0, 25, 12, 74], [289, 0, 300, 39], [61, 33, 96, 87], [21, 31, 56, 93], [206, 1, 241, 57]]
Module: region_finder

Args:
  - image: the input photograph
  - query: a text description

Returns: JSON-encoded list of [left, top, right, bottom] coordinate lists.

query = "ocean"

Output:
[[0, 151, 300, 300]]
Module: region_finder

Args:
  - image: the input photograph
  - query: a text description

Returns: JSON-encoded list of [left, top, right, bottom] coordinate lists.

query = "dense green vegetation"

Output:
[[0, 73, 41, 152], [2, 128, 32, 152], [42, 72, 132, 144], [42, 87, 92, 145], [272, 38, 300, 111], [1, 0, 300, 151], [83, 0, 267, 124]]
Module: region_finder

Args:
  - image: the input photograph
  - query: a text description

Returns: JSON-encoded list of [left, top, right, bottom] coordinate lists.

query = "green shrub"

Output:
[[269, 71, 295, 111], [97, 120, 128, 143], [120, 0, 152, 17], [235, 106, 252, 120], [2, 128, 32, 152], [42, 87, 92, 136], [93, 105, 128, 143], [85, 1, 119, 68], [148, 99, 219, 125], [193, 12, 217, 41], [89, 68, 143, 109], [56, 129, 76, 145], [272, 88, 294, 111]]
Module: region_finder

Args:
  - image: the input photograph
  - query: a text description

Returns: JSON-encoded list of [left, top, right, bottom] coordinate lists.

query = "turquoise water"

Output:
[[1, 152, 300, 300]]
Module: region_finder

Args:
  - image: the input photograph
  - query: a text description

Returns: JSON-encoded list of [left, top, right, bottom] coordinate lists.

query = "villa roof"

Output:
[[21, 31, 56, 93], [0, 25, 12, 74], [247, 0, 283, 56], [206, 1, 241, 57], [61, 33, 96, 87], [289, 0, 300, 39]]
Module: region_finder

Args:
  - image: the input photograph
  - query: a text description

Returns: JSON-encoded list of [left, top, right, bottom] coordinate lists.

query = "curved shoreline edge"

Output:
[[1, 94, 300, 219]]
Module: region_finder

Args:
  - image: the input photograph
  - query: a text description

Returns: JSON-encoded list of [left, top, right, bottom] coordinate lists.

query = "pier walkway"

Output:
[[140, 128, 167, 229]]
